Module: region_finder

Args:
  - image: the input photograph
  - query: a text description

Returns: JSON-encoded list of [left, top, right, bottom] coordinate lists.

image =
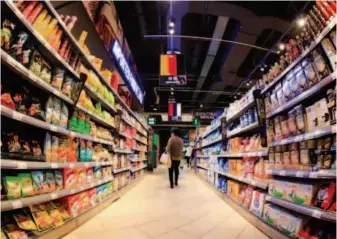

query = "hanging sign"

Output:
[[111, 40, 144, 105], [159, 54, 187, 85]]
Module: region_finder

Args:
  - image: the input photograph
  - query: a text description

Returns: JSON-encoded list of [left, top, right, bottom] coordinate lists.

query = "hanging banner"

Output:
[[159, 54, 187, 85]]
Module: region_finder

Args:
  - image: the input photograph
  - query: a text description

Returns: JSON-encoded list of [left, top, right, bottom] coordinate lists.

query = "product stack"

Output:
[[195, 1, 336, 238], [1, 1, 148, 238]]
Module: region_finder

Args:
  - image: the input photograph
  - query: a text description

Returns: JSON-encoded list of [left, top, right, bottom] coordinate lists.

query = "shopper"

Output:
[[166, 127, 184, 188], [184, 144, 193, 168]]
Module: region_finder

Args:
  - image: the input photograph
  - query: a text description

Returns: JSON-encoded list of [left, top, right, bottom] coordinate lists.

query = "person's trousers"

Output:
[[168, 160, 180, 186], [185, 156, 191, 167]]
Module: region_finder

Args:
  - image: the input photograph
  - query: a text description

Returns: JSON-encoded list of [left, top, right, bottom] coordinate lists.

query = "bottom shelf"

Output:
[[37, 175, 146, 239], [196, 174, 289, 239]]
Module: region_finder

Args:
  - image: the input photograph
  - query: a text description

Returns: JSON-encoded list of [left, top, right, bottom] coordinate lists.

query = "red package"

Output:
[[22, 1, 37, 18], [243, 187, 254, 208], [1, 93, 15, 110], [87, 188, 96, 206], [110, 71, 119, 91], [27, 3, 43, 24], [64, 194, 80, 217], [63, 168, 77, 188], [316, 1, 332, 20], [77, 168, 87, 186], [321, 1, 336, 18], [328, 0, 336, 12], [313, 182, 336, 210], [79, 191, 90, 211], [86, 167, 94, 184]]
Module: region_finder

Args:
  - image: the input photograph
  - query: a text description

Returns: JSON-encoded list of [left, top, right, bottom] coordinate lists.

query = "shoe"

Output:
[[170, 185, 174, 189], [175, 182, 178, 186]]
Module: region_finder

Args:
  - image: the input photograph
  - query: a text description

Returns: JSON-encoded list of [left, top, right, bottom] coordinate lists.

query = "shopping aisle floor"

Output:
[[63, 166, 268, 239]]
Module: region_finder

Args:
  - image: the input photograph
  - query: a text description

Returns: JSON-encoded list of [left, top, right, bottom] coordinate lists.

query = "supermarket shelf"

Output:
[[269, 125, 336, 147], [113, 149, 133, 154], [225, 100, 255, 124], [130, 165, 147, 172], [267, 72, 336, 118], [121, 116, 135, 127], [5, 1, 80, 80], [267, 169, 336, 179], [41, 1, 148, 131], [133, 137, 147, 145], [261, 17, 337, 94], [217, 150, 269, 158], [214, 170, 268, 189], [197, 155, 210, 158], [227, 122, 259, 138], [84, 84, 117, 115], [77, 104, 116, 129], [197, 165, 209, 170], [112, 167, 131, 174], [1, 49, 74, 105], [119, 131, 133, 139], [202, 123, 221, 138], [137, 129, 148, 137], [1, 107, 115, 146], [196, 174, 289, 239], [129, 158, 147, 163], [132, 148, 147, 153], [1, 176, 113, 211], [0, 159, 113, 169], [265, 195, 336, 222], [201, 137, 222, 148]]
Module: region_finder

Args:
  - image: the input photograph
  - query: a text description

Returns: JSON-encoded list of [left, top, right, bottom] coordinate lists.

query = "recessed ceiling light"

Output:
[[246, 82, 250, 86], [153, 108, 157, 111], [297, 18, 306, 27], [170, 87, 174, 91], [278, 43, 285, 51], [169, 28, 174, 35], [171, 91, 174, 95], [260, 67, 264, 72], [169, 21, 175, 28], [200, 104, 203, 108]]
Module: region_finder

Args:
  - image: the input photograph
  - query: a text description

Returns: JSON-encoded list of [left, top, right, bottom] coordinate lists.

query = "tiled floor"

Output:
[[63, 165, 269, 239]]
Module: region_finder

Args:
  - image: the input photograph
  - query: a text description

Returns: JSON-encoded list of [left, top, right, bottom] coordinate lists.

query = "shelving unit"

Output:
[[202, 123, 221, 138], [225, 100, 255, 124], [112, 167, 131, 174], [267, 169, 336, 179], [216, 150, 269, 158], [201, 137, 222, 148], [197, 165, 209, 170], [215, 170, 268, 189]]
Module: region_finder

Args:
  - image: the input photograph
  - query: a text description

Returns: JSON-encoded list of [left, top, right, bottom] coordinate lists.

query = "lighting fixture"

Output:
[[169, 28, 175, 35], [171, 91, 174, 95], [246, 81, 250, 86], [169, 19, 175, 27], [200, 104, 203, 108], [278, 43, 285, 51], [260, 67, 264, 72], [297, 18, 306, 27], [153, 107, 157, 111], [234, 95, 237, 99], [170, 87, 174, 91]]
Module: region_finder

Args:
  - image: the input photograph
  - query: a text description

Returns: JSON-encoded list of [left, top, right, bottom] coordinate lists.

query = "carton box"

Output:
[[249, 190, 266, 217], [286, 182, 318, 206], [268, 180, 288, 199]]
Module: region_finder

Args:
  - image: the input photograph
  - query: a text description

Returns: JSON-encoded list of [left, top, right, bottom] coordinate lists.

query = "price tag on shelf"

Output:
[[295, 171, 304, 178], [12, 200, 23, 209], [50, 193, 58, 200], [309, 172, 318, 178], [12, 111, 23, 121], [84, 163, 90, 167], [50, 125, 58, 132], [80, 186, 85, 191], [70, 189, 76, 194], [50, 163, 58, 169], [69, 163, 75, 168], [279, 170, 286, 176], [312, 210, 323, 219], [70, 131, 76, 137], [90, 183, 95, 188], [17, 162, 27, 169], [251, 181, 256, 186]]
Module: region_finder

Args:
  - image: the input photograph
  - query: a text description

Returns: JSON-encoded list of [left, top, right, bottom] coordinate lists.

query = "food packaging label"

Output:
[[315, 98, 331, 129]]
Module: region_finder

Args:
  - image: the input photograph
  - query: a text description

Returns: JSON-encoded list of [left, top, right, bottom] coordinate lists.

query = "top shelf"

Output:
[[43, 1, 148, 131], [225, 100, 255, 124], [202, 122, 221, 139], [261, 17, 336, 94]]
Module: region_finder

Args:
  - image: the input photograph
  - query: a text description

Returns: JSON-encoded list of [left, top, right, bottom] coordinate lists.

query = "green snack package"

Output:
[[18, 173, 34, 197], [54, 170, 63, 190], [69, 110, 79, 132], [4, 176, 21, 199]]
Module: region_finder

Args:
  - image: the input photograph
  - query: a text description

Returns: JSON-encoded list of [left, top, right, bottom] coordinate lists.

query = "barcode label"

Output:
[[50, 163, 58, 169], [312, 210, 322, 218], [309, 173, 318, 178], [12, 111, 23, 121]]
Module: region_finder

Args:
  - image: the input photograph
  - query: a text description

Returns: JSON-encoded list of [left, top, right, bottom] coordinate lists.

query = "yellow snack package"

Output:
[[13, 210, 37, 231], [29, 204, 53, 231]]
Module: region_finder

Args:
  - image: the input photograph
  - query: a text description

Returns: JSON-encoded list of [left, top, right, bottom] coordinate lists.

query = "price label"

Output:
[[70, 189, 76, 194], [309, 172, 318, 178], [69, 163, 74, 168], [251, 181, 256, 186], [90, 183, 95, 188], [279, 170, 286, 176], [80, 186, 85, 191], [17, 162, 27, 169], [295, 171, 304, 178], [50, 193, 58, 200], [50, 163, 58, 169], [84, 163, 90, 167], [12, 200, 23, 209], [70, 131, 76, 137], [50, 125, 58, 132], [267, 169, 272, 174], [12, 111, 23, 121], [312, 210, 323, 219]]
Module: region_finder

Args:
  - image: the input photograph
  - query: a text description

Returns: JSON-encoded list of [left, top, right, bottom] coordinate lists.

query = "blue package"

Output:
[[222, 178, 227, 193], [223, 161, 229, 173]]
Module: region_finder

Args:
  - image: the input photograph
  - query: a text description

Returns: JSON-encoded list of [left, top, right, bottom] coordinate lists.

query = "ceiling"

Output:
[[114, 1, 311, 113]]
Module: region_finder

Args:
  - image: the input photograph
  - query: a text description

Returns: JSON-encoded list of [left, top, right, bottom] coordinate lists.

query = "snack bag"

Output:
[[4, 176, 21, 199], [52, 98, 62, 126], [59, 103, 69, 129], [31, 171, 45, 194], [45, 97, 54, 124], [65, 194, 80, 217], [45, 171, 56, 192], [54, 170, 63, 190], [3, 223, 28, 239], [54, 201, 71, 221], [63, 168, 76, 188], [51, 136, 59, 162], [18, 173, 34, 197], [13, 209, 37, 231], [61, 75, 73, 98], [45, 201, 64, 228], [86, 167, 94, 183], [77, 168, 86, 185], [51, 68, 64, 90], [29, 204, 53, 231]]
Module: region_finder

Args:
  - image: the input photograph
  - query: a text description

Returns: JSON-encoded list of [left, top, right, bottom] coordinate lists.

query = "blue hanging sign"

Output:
[[111, 40, 144, 105]]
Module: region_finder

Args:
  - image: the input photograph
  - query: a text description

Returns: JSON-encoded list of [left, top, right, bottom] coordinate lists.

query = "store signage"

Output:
[[148, 117, 156, 126], [159, 54, 187, 85], [195, 111, 215, 120], [192, 118, 200, 127], [111, 40, 144, 105]]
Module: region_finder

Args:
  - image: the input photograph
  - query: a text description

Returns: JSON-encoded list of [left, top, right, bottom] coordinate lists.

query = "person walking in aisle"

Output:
[[166, 128, 184, 189], [184, 144, 193, 168]]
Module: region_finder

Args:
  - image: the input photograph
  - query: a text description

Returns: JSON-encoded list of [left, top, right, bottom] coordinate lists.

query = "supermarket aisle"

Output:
[[63, 166, 268, 239]]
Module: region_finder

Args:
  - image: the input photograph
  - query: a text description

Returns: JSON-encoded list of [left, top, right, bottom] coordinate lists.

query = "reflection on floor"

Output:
[[63, 165, 269, 239]]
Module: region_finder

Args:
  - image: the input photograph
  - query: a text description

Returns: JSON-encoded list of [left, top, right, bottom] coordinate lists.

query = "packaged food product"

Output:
[[1, 19, 16, 51], [77, 168, 87, 185], [18, 173, 34, 197], [40, 59, 52, 84], [315, 98, 331, 128], [313, 182, 336, 210], [3, 222, 28, 239], [59, 104, 69, 129], [301, 58, 318, 87], [13, 209, 37, 231], [270, 91, 279, 111], [269, 179, 287, 199], [282, 145, 291, 169], [330, 30, 336, 47], [79, 192, 90, 211], [276, 87, 286, 105], [54, 170, 63, 190], [4, 176, 21, 199], [51, 136, 59, 162], [321, 38, 336, 69], [87, 188, 96, 206], [31, 171, 44, 194], [54, 201, 71, 221], [51, 68, 65, 90], [280, 116, 290, 138], [290, 143, 300, 169], [29, 204, 53, 231], [268, 147, 275, 168], [282, 77, 292, 101], [29, 50, 42, 77], [44, 133, 52, 162], [63, 168, 77, 188], [287, 108, 297, 136], [274, 117, 282, 140], [58, 137, 68, 162], [52, 98, 62, 126], [45, 171, 56, 192], [294, 105, 305, 134], [93, 166, 102, 180], [310, 47, 331, 80], [299, 141, 311, 170], [287, 182, 318, 206], [65, 194, 80, 217], [249, 190, 266, 216], [26, 3, 43, 24]]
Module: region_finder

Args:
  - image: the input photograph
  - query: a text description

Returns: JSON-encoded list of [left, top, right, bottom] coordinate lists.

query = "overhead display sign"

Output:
[[192, 118, 200, 127], [195, 111, 215, 121], [111, 40, 144, 105], [148, 117, 156, 126], [168, 97, 182, 121], [159, 54, 187, 85]]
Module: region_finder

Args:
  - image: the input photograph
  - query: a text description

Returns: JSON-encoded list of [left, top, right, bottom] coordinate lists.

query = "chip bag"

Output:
[[4, 176, 21, 199], [18, 173, 34, 197], [13, 209, 37, 231]]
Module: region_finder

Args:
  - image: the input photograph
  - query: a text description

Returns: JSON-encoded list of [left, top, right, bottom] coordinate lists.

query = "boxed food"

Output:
[[64, 194, 80, 217], [315, 98, 331, 129], [301, 58, 318, 87], [87, 188, 96, 206], [310, 47, 331, 80], [227, 180, 243, 201], [286, 182, 318, 206], [249, 190, 266, 217], [306, 104, 318, 132], [282, 75, 292, 101], [289, 68, 301, 98], [268, 179, 287, 199], [294, 64, 309, 94]]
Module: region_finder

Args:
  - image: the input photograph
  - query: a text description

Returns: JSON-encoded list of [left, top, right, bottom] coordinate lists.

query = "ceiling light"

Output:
[[171, 91, 174, 95], [169, 28, 174, 35], [260, 67, 264, 72], [297, 18, 306, 27], [246, 81, 250, 86], [278, 43, 285, 51], [200, 104, 203, 108], [153, 107, 157, 111], [234, 96, 237, 99], [277, 50, 281, 54], [170, 87, 174, 91], [169, 20, 175, 28]]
